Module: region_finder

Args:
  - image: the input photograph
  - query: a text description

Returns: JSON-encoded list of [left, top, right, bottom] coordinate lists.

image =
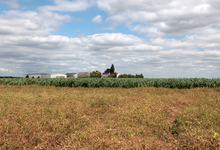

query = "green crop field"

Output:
[[0, 78, 220, 89]]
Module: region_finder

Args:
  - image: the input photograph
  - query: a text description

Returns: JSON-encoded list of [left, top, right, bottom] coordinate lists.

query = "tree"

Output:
[[37, 76, 40, 78], [127, 74, 132, 78], [90, 70, 101, 78], [118, 73, 143, 78], [123, 74, 128, 78], [119, 74, 124, 78], [26, 75, 29, 78], [110, 64, 115, 74], [140, 74, 144, 78], [135, 74, 144, 78], [108, 73, 116, 78], [32, 76, 34, 78]]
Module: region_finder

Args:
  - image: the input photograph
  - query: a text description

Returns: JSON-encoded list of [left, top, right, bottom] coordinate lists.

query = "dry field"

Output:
[[0, 85, 220, 149]]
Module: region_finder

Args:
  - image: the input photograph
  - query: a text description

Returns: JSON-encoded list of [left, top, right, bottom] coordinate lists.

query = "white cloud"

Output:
[[126, 24, 165, 37], [38, 0, 94, 12], [96, 0, 220, 37], [1, 32, 220, 78], [0, 2, 220, 78], [193, 4, 211, 13], [88, 66, 98, 69], [0, 68, 9, 72], [92, 15, 102, 24], [0, 10, 71, 36], [72, 17, 85, 22], [0, 0, 26, 9]]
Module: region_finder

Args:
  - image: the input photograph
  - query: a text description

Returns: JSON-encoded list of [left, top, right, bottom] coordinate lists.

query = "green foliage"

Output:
[[90, 71, 101, 78], [0, 78, 220, 89], [118, 73, 144, 78], [26, 75, 29, 78], [139, 74, 144, 78], [110, 64, 115, 74], [108, 73, 117, 78]]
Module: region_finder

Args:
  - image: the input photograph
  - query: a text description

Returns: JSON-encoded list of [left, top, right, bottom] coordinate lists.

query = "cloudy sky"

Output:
[[0, 0, 220, 78]]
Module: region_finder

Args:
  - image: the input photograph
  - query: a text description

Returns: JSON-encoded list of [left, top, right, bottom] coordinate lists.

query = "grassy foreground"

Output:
[[0, 85, 220, 149]]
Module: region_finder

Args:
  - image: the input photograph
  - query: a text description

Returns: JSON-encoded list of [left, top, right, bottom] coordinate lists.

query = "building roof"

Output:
[[78, 72, 90, 77], [66, 73, 78, 76], [24, 73, 66, 75]]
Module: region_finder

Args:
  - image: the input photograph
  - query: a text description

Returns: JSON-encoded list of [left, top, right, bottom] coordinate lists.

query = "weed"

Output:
[[0, 85, 219, 149]]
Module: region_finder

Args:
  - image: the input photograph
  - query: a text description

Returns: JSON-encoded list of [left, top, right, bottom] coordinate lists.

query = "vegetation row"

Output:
[[0, 78, 220, 89]]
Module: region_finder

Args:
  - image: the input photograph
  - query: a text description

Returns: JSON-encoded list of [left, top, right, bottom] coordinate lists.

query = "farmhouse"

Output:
[[77, 72, 90, 78], [23, 73, 67, 78], [102, 71, 110, 77], [101, 74, 110, 78]]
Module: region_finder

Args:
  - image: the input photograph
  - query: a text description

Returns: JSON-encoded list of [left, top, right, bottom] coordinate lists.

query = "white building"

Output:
[[23, 73, 67, 78], [102, 73, 110, 78], [66, 73, 78, 78], [116, 73, 121, 78], [102, 73, 121, 78]]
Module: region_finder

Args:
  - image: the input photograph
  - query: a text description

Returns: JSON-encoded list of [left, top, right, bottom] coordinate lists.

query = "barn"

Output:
[[23, 73, 67, 78]]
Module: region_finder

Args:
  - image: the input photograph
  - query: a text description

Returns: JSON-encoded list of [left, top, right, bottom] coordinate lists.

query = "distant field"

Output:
[[0, 85, 220, 149]]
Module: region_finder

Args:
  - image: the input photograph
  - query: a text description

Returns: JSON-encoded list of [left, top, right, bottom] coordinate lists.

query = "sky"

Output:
[[0, 0, 220, 78]]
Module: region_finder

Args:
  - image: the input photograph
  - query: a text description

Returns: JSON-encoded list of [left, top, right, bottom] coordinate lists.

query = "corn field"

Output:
[[0, 78, 220, 89]]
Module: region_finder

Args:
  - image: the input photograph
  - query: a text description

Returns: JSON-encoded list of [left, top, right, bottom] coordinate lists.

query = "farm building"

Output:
[[66, 73, 78, 78], [77, 72, 90, 78], [23, 73, 67, 78], [102, 72, 110, 78]]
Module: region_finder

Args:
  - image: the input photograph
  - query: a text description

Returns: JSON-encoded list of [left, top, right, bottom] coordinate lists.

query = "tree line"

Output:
[[89, 71, 144, 78], [118, 74, 144, 78]]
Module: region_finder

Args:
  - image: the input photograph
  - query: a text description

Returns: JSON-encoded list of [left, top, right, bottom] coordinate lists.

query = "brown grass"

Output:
[[0, 85, 220, 149]]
